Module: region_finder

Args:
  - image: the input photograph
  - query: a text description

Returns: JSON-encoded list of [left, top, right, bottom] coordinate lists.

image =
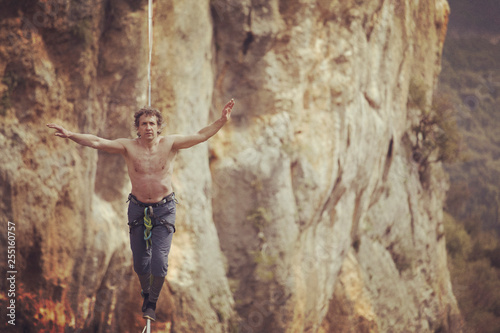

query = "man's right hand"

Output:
[[46, 124, 72, 138]]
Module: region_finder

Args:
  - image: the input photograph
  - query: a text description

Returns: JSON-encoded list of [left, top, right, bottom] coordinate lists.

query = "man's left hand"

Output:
[[221, 99, 234, 122]]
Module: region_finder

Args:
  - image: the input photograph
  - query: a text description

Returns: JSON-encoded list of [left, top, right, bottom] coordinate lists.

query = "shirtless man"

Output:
[[47, 99, 234, 321]]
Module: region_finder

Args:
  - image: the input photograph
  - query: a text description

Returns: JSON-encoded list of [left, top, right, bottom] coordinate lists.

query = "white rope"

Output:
[[141, 319, 151, 333], [141, 4, 153, 333], [147, 0, 153, 107]]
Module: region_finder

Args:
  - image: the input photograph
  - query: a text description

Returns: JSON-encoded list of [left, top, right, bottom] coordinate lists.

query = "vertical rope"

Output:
[[144, 4, 154, 332], [148, 0, 153, 106]]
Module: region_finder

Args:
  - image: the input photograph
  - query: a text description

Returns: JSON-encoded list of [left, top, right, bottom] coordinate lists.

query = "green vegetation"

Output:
[[447, 0, 500, 34], [409, 75, 463, 186], [408, 77, 429, 111], [445, 213, 500, 332], [251, 250, 277, 282], [70, 18, 93, 46], [439, 32, 500, 331], [411, 92, 463, 166], [0, 91, 11, 116], [1, 69, 23, 116], [247, 207, 270, 231], [440, 35, 500, 231]]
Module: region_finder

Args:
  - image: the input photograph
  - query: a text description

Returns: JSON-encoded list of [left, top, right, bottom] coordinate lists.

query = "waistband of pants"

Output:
[[128, 192, 176, 208]]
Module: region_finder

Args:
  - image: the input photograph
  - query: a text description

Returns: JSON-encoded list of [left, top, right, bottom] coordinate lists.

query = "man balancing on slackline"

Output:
[[47, 99, 235, 321]]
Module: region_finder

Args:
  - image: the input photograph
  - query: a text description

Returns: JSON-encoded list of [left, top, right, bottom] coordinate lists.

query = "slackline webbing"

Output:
[[142, 318, 151, 333]]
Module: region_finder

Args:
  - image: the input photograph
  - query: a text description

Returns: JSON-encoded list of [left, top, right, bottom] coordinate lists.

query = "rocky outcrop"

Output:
[[0, 0, 460, 332], [211, 0, 460, 332]]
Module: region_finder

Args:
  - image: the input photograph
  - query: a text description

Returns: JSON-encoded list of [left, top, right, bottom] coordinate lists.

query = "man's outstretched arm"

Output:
[[172, 99, 235, 150], [46, 123, 126, 154]]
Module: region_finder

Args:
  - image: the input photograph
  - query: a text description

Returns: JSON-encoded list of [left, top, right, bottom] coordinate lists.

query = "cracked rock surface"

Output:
[[0, 0, 461, 332]]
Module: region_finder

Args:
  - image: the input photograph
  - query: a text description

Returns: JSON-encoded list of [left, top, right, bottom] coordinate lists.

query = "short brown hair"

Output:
[[134, 107, 164, 136]]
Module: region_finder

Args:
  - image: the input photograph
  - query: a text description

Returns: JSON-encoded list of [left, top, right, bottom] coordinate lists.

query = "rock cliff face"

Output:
[[0, 0, 461, 332]]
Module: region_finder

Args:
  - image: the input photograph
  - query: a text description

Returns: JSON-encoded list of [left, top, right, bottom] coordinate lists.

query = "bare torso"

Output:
[[122, 136, 177, 203]]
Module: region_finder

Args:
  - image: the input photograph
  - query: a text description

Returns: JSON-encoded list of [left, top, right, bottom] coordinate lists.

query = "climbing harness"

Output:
[[128, 192, 177, 208]]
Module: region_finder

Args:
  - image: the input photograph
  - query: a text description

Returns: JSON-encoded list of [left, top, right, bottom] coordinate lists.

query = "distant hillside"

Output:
[[438, 11, 500, 332], [440, 36, 500, 232], [447, 0, 500, 34]]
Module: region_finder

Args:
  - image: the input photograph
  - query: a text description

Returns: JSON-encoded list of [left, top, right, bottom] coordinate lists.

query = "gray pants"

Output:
[[127, 193, 176, 278]]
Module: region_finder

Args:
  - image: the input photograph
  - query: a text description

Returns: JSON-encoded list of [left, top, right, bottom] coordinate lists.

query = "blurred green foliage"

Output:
[[70, 18, 93, 46], [445, 213, 500, 332], [411, 92, 463, 166], [439, 32, 500, 332], [447, 0, 500, 34], [441, 35, 500, 232], [1, 68, 24, 116]]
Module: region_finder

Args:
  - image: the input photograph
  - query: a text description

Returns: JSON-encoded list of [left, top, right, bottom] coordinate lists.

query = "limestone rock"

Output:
[[0, 0, 460, 332], [210, 0, 460, 331]]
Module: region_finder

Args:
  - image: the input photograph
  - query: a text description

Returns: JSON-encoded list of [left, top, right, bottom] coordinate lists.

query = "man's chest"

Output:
[[128, 148, 173, 174]]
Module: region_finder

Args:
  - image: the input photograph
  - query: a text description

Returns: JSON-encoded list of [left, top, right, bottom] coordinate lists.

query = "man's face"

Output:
[[138, 115, 158, 139]]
